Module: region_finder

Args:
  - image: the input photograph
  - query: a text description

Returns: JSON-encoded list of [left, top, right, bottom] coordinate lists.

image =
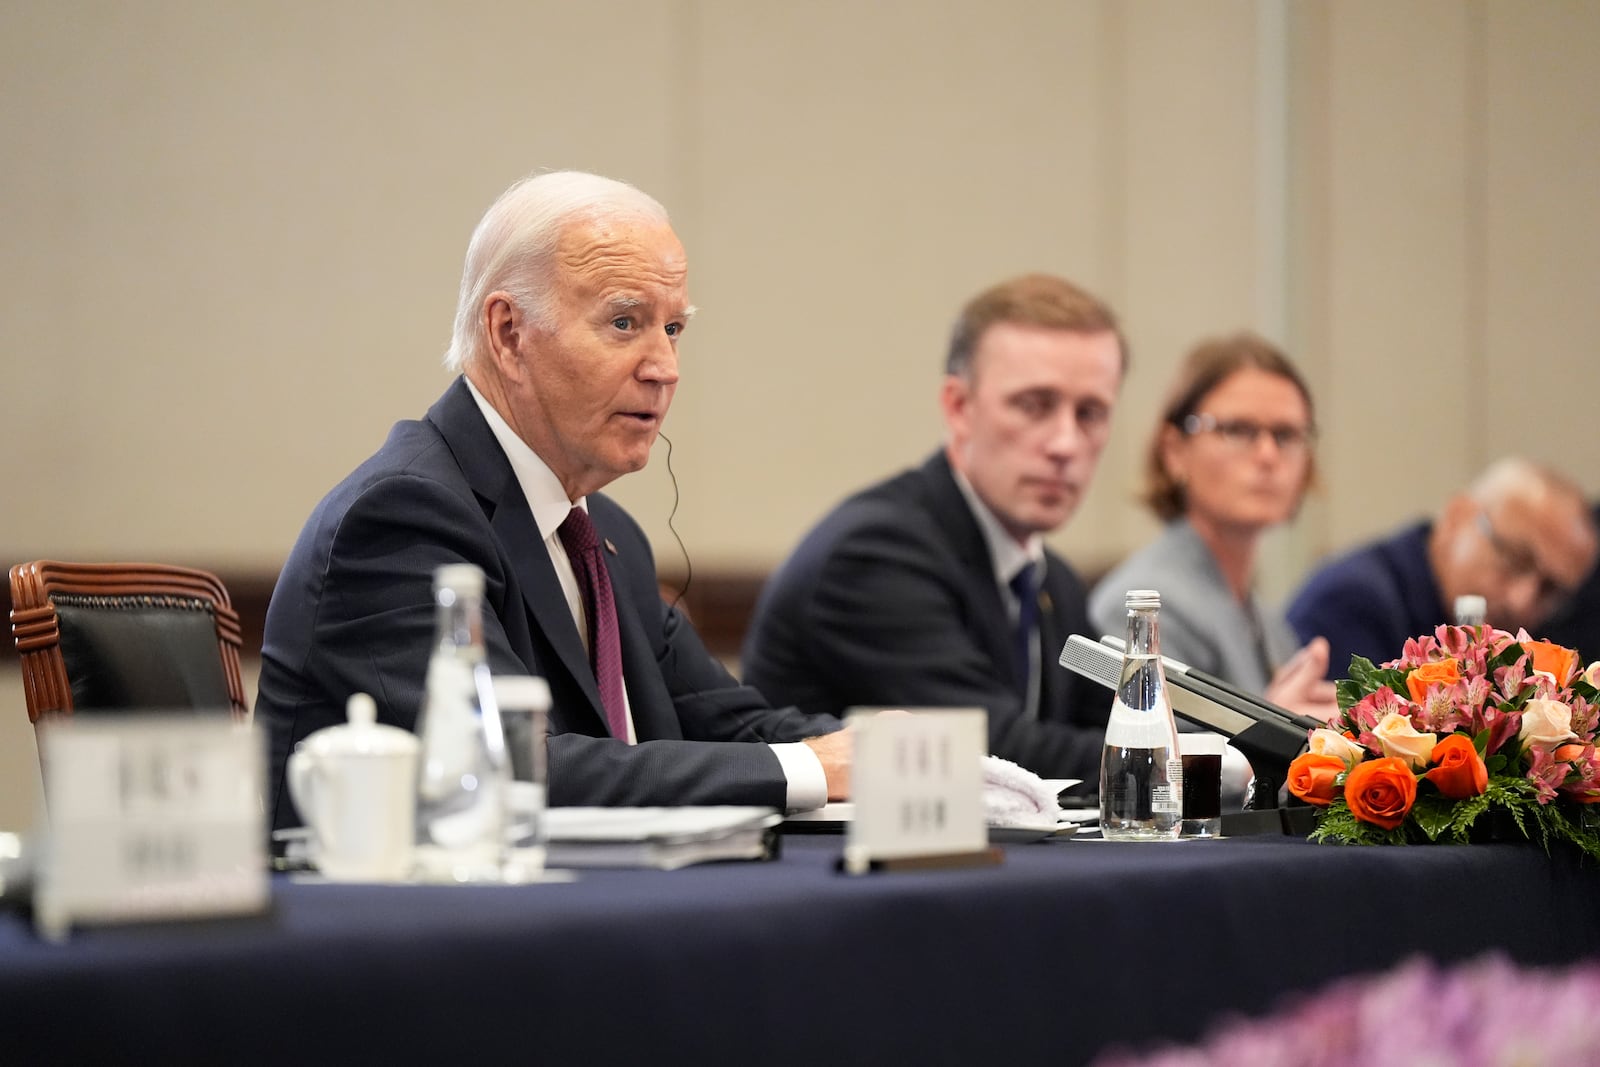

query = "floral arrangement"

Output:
[[1284, 624, 1600, 858], [1094, 953, 1600, 1066]]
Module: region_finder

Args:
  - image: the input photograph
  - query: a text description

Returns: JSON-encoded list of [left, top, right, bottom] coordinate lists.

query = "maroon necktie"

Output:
[[558, 507, 629, 741]]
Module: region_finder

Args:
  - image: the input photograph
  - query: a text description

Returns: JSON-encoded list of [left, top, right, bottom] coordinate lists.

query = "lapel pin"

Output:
[[1040, 592, 1052, 612], [604, 539, 618, 556]]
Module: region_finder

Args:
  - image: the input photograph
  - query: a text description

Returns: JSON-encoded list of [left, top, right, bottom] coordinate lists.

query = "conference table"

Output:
[[3, 832, 1598, 1066]]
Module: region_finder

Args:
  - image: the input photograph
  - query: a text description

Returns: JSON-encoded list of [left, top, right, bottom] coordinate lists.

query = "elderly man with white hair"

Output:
[[257, 171, 847, 833], [1287, 457, 1600, 678]]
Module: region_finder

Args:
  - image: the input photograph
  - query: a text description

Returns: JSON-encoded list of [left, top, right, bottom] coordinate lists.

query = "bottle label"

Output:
[[1151, 758, 1183, 815]]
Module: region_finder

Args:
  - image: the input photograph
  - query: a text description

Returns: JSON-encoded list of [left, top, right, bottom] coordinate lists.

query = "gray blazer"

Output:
[[1088, 520, 1298, 695]]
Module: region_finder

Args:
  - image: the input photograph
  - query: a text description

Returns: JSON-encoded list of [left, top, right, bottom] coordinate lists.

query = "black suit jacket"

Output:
[[257, 378, 840, 830], [741, 452, 1111, 784]]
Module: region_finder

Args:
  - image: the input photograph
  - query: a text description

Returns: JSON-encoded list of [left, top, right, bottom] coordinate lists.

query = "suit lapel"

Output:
[[919, 452, 1018, 683], [589, 500, 681, 741], [490, 501, 606, 722], [427, 379, 607, 731]]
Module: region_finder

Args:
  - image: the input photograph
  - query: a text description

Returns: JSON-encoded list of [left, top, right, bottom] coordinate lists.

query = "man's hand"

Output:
[[802, 728, 853, 800], [1266, 637, 1339, 723]]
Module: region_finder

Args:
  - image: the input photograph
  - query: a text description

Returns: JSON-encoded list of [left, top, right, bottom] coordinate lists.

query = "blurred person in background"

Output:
[[1288, 458, 1599, 678], [1089, 332, 1337, 723], [1541, 502, 1600, 657]]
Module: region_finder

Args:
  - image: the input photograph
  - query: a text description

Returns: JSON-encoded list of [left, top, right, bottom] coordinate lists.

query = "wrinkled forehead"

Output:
[[1493, 491, 1599, 572], [554, 217, 688, 300]]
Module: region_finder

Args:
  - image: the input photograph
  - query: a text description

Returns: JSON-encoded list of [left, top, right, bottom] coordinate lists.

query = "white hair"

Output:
[[442, 170, 671, 372], [1470, 457, 1585, 511]]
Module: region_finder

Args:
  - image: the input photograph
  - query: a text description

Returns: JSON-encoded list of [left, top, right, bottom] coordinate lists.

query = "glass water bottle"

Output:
[[414, 563, 511, 878], [1100, 589, 1183, 841]]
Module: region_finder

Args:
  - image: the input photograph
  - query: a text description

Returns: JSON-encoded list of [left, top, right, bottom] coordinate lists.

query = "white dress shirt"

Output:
[[953, 470, 1046, 719]]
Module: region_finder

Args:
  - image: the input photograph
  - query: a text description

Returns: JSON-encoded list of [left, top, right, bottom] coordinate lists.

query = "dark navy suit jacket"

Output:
[[257, 378, 839, 830], [1285, 520, 1445, 680], [741, 452, 1111, 785]]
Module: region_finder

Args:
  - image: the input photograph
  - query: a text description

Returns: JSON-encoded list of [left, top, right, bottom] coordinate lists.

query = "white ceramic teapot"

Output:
[[287, 693, 419, 881]]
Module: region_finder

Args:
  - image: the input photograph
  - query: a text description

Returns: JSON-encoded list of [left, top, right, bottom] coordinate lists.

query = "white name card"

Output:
[[843, 708, 987, 874], [35, 715, 269, 939]]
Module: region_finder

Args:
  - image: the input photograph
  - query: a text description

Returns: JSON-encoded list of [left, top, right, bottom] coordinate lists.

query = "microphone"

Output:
[[1096, 635, 1324, 733], [1057, 634, 1311, 812]]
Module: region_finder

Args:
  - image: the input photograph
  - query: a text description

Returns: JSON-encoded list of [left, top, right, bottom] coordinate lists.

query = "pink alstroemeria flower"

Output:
[[1495, 659, 1531, 704], [1526, 745, 1567, 805], [1569, 694, 1600, 740], [1556, 743, 1600, 803], [1415, 681, 1470, 736], [1345, 686, 1411, 756]]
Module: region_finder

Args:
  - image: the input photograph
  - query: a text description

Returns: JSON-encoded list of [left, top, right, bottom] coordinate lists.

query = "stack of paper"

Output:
[[545, 807, 781, 870]]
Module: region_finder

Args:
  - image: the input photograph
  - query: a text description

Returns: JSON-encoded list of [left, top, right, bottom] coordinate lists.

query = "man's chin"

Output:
[[1006, 503, 1076, 539]]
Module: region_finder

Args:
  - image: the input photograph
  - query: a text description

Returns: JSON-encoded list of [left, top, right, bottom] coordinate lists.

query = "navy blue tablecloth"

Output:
[[2, 834, 1597, 1066]]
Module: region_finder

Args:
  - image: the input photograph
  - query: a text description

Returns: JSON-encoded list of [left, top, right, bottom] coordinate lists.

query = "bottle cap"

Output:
[[434, 563, 486, 596], [1125, 589, 1161, 610], [1454, 594, 1487, 625]]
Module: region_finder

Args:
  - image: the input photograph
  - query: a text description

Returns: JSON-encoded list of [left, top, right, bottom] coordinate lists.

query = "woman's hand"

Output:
[[1266, 637, 1339, 722]]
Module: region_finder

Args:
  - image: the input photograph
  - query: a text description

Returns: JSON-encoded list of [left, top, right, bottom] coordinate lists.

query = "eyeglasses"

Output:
[[1474, 511, 1577, 608], [1181, 413, 1316, 454]]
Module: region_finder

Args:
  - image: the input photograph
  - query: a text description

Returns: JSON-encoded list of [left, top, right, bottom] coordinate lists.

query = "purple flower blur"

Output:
[[1093, 954, 1600, 1067]]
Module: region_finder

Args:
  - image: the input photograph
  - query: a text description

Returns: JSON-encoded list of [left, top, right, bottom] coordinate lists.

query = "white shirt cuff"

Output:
[[770, 741, 828, 813]]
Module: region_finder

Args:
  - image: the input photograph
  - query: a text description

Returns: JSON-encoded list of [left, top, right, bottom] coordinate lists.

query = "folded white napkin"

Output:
[[982, 755, 1062, 826]]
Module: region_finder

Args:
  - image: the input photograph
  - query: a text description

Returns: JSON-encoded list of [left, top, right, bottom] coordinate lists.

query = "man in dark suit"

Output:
[[741, 275, 1122, 785], [1287, 458, 1598, 678], [257, 171, 846, 832], [1542, 503, 1600, 658]]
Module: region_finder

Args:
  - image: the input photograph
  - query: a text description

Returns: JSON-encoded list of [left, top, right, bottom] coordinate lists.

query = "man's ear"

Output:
[[939, 374, 970, 437], [483, 292, 528, 383]]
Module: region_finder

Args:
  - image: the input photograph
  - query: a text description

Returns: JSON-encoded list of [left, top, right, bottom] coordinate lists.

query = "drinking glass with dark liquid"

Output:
[[1178, 733, 1226, 838]]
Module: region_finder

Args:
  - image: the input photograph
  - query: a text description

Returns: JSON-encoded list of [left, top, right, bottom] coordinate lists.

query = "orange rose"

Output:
[[1423, 734, 1488, 799], [1524, 640, 1581, 687], [1287, 753, 1346, 807], [1405, 659, 1462, 705], [1343, 757, 1418, 830]]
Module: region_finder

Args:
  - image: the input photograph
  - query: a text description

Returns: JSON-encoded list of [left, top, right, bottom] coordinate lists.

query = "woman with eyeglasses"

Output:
[[1089, 332, 1337, 723]]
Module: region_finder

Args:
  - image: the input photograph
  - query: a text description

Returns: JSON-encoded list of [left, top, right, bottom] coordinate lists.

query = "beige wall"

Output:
[[3, 1, 1598, 827]]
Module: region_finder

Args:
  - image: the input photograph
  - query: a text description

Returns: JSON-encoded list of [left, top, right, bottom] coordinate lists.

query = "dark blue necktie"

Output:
[[1009, 563, 1039, 698]]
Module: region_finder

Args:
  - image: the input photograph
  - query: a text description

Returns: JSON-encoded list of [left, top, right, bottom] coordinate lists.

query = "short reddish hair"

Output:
[[945, 273, 1126, 378]]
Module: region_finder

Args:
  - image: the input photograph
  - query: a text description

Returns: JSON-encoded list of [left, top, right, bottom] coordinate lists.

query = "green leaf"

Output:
[[1344, 656, 1387, 692], [1488, 642, 1528, 674], [1337, 657, 1409, 712], [1410, 794, 1455, 840], [1307, 796, 1413, 846]]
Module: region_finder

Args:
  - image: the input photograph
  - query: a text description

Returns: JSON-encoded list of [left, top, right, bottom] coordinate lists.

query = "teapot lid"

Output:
[[301, 693, 419, 758]]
